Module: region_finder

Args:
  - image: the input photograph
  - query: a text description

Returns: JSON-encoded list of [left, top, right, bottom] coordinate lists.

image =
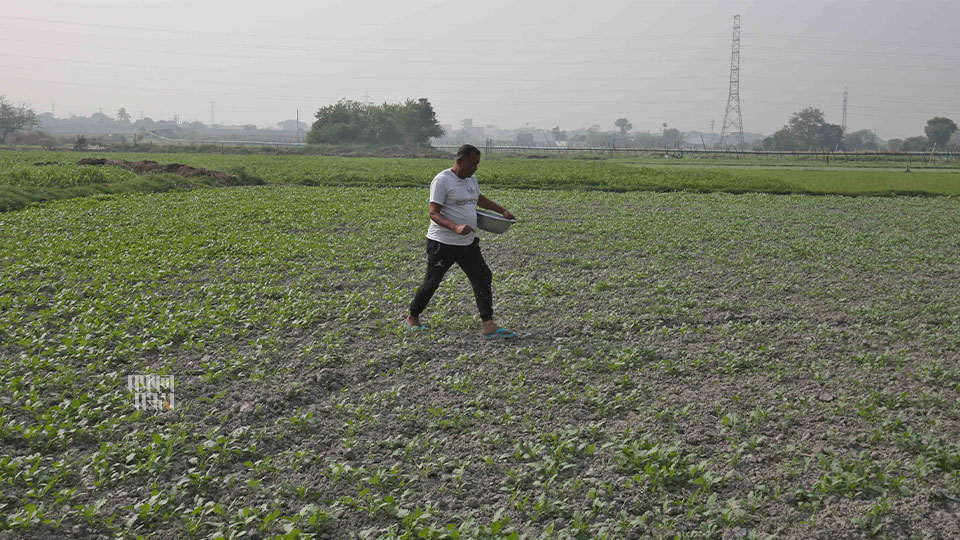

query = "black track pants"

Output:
[[409, 238, 494, 321]]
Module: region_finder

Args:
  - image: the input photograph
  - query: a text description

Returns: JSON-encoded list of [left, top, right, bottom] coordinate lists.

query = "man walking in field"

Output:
[[406, 144, 518, 340]]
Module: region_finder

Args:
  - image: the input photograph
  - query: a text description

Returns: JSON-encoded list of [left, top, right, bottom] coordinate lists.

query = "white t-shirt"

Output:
[[426, 168, 480, 246]]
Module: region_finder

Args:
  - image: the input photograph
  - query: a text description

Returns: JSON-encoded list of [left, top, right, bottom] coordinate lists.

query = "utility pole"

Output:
[[296, 109, 300, 144], [841, 87, 848, 133], [709, 118, 715, 149], [719, 14, 744, 150]]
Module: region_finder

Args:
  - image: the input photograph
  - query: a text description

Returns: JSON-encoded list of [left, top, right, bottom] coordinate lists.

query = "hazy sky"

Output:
[[5, 0, 958, 139]]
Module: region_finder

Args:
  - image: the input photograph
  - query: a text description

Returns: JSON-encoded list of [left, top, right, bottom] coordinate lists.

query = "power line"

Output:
[[745, 43, 960, 62], [746, 32, 956, 51], [9, 71, 956, 118], [0, 33, 735, 58], [5, 35, 959, 75], [0, 38, 740, 66], [6, 53, 958, 98], [0, 14, 727, 43]]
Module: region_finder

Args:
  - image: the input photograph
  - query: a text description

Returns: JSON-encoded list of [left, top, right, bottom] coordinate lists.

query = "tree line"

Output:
[[2, 94, 957, 152], [759, 107, 957, 152], [0, 95, 444, 147], [540, 122, 685, 148], [547, 111, 957, 152]]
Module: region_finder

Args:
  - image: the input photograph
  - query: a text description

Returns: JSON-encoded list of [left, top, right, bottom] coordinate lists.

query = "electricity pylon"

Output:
[[842, 86, 848, 133], [719, 15, 744, 150]]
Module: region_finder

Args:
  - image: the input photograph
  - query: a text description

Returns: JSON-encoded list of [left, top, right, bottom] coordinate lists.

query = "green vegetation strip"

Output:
[[1, 186, 958, 538], [2, 150, 959, 213]]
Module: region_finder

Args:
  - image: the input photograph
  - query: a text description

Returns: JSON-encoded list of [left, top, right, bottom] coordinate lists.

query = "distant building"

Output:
[[462, 118, 474, 130]]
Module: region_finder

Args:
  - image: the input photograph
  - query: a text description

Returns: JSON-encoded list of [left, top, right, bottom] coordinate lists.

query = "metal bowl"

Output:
[[476, 209, 516, 234]]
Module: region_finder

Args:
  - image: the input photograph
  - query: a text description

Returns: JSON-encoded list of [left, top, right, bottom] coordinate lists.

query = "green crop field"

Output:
[[1, 171, 959, 539], [2, 150, 960, 214]]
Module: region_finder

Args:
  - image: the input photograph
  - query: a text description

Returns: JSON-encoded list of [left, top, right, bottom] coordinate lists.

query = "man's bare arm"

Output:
[[477, 195, 515, 220], [429, 202, 472, 235]]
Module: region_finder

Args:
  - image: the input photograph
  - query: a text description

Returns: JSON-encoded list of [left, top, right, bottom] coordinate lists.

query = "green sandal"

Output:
[[404, 320, 426, 332], [483, 328, 517, 340]]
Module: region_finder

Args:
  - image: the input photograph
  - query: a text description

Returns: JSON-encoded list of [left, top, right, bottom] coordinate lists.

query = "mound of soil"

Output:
[[75, 158, 238, 182]]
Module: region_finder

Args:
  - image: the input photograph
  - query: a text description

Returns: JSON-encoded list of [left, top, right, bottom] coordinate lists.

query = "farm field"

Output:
[[1, 184, 959, 539], [617, 160, 960, 173], [623, 163, 960, 196], [2, 150, 960, 214], [613, 156, 960, 171]]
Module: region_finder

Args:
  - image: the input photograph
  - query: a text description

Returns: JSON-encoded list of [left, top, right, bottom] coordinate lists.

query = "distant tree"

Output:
[[277, 119, 308, 131], [368, 102, 403, 143], [924, 117, 957, 149], [133, 117, 155, 132], [764, 127, 798, 151], [398, 98, 443, 145], [73, 134, 88, 150], [153, 120, 179, 130], [631, 132, 656, 147], [614, 118, 632, 135], [785, 107, 826, 150], [181, 121, 207, 131], [900, 135, 929, 152], [309, 100, 372, 144], [307, 98, 442, 146], [842, 129, 880, 151], [762, 130, 795, 151], [586, 129, 614, 147], [116, 107, 131, 123], [886, 138, 903, 152], [0, 96, 39, 144], [818, 123, 844, 150], [661, 128, 682, 147], [551, 126, 567, 142], [35, 112, 56, 131], [10, 129, 57, 147], [90, 112, 114, 126]]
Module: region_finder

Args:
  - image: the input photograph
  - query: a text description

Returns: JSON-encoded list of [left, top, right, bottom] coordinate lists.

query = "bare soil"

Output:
[[73, 158, 239, 182]]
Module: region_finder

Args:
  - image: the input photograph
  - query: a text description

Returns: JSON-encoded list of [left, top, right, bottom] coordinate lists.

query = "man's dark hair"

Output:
[[456, 144, 481, 160]]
